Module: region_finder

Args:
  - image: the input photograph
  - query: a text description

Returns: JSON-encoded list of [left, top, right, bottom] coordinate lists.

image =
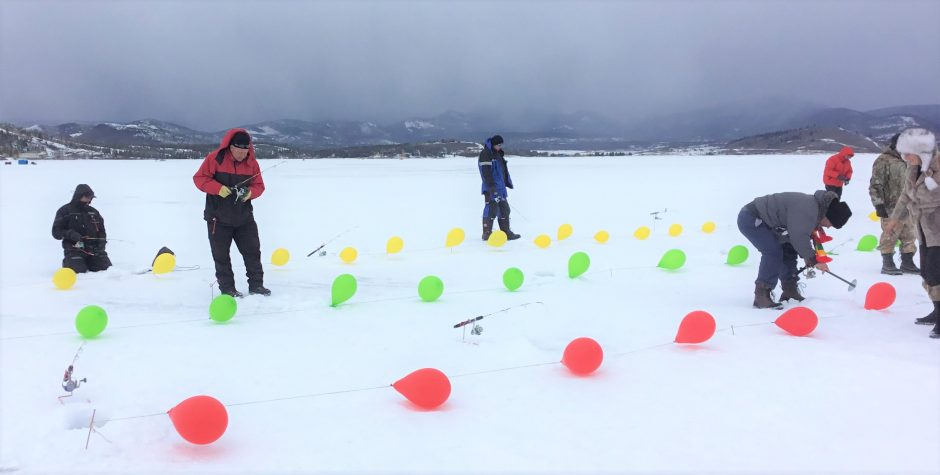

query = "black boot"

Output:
[[930, 302, 940, 339], [249, 285, 272, 296], [899, 252, 920, 274], [497, 217, 521, 240], [753, 282, 783, 309], [881, 253, 902, 275], [482, 218, 494, 241], [220, 287, 244, 298], [779, 279, 805, 302], [917, 303, 938, 325]]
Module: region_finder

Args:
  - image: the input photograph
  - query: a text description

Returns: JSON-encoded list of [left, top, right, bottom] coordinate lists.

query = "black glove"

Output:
[[837, 175, 849, 183], [875, 204, 888, 218], [66, 230, 83, 242]]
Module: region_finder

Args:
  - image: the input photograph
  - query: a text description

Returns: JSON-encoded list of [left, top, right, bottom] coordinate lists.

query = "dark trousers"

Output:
[[63, 248, 111, 273], [208, 219, 263, 290], [920, 229, 940, 289], [737, 208, 799, 287], [825, 184, 843, 198], [482, 194, 511, 220]]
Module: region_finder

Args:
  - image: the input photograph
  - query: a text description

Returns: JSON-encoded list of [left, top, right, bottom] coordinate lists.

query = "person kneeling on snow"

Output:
[[737, 190, 852, 309], [193, 129, 270, 298], [51, 184, 112, 273], [883, 128, 940, 338], [478, 135, 520, 241]]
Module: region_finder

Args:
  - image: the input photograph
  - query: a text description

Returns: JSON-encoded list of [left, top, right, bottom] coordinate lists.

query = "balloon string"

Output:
[[223, 384, 390, 408], [98, 312, 855, 425]]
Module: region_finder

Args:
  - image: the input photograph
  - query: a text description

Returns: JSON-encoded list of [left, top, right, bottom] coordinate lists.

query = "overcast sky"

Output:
[[2, 0, 938, 130]]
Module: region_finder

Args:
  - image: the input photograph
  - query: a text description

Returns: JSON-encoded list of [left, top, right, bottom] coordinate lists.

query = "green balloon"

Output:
[[331, 274, 358, 307], [726, 245, 749, 265], [568, 252, 590, 278], [503, 267, 524, 291], [856, 234, 878, 252], [658, 249, 686, 270], [418, 275, 444, 302], [209, 294, 237, 322], [75, 305, 108, 338]]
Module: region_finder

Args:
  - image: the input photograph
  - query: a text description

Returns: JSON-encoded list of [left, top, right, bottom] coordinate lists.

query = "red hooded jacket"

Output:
[[823, 146, 854, 187], [193, 128, 266, 225]]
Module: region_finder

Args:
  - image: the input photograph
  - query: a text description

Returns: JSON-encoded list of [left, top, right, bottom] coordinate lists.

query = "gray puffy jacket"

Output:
[[748, 190, 838, 264]]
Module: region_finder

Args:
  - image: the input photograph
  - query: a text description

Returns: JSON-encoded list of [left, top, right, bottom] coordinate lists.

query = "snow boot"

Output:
[[220, 287, 244, 298], [881, 253, 903, 275], [779, 279, 805, 302], [753, 282, 783, 309], [497, 217, 521, 240], [249, 285, 272, 297], [917, 302, 939, 325], [900, 252, 920, 274], [482, 218, 494, 241], [931, 302, 940, 339]]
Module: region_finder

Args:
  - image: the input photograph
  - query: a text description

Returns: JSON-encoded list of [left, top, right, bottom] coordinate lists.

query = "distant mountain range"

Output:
[[4, 100, 938, 158]]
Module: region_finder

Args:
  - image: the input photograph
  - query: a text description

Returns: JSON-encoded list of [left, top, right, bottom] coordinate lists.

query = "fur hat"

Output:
[[896, 128, 938, 190]]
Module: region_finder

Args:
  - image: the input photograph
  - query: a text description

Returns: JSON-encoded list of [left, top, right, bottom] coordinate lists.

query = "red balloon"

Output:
[[167, 395, 228, 445], [864, 282, 896, 310], [775, 307, 818, 336], [674, 310, 716, 344], [392, 368, 451, 409], [562, 337, 604, 375]]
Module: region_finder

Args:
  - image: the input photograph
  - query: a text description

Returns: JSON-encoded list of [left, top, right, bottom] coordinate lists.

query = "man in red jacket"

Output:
[[822, 146, 854, 197], [193, 129, 270, 297]]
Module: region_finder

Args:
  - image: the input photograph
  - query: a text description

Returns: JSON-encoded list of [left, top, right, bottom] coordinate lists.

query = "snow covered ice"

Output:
[[1, 155, 938, 473]]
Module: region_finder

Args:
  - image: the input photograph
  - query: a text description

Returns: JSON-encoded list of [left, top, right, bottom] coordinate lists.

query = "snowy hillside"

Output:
[[0, 155, 937, 473]]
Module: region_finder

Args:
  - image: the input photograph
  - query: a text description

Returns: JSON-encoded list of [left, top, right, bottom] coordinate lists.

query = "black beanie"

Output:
[[230, 131, 251, 149], [491, 135, 504, 146], [825, 200, 852, 229]]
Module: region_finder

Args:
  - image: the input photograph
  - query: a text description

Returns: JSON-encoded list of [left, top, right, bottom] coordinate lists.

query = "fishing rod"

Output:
[[306, 226, 359, 257]]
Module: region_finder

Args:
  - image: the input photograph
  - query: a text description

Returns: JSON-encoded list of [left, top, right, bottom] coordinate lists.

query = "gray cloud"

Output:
[[2, 0, 938, 130]]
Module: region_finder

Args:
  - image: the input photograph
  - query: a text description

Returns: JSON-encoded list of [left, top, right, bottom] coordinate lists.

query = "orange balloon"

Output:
[[168, 395, 228, 445], [562, 337, 603, 375], [775, 307, 818, 336], [392, 368, 451, 409], [674, 310, 716, 344], [864, 282, 896, 310]]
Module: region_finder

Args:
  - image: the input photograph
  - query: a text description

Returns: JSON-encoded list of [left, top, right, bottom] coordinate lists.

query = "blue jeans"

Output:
[[737, 208, 799, 287]]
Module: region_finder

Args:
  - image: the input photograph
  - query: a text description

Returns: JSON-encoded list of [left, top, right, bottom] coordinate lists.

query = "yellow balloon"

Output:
[[701, 221, 716, 234], [445, 227, 465, 248], [386, 236, 404, 254], [557, 223, 573, 241], [634, 226, 651, 240], [534, 234, 552, 248], [272, 248, 290, 266], [668, 224, 683, 237], [339, 247, 358, 264], [152, 253, 176, 275], [868, 211, 880, 222], [594, 230, 610, 243], [488, 230, 508, 247], [52, 267, 77, 290]]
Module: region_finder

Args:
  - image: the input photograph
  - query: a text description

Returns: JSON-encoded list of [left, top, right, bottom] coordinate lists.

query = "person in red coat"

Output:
[[822, 146, 854, 197], [193, 129, 270, 297]]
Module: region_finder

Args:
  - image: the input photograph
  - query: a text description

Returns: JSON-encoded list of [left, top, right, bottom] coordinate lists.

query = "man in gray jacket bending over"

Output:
[[737, 190, 852, 308]]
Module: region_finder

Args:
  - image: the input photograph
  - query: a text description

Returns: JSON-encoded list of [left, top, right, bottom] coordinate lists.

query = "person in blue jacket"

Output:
[[478, 135, 520, 241]]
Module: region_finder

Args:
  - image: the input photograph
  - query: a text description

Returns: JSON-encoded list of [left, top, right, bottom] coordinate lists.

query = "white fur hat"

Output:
[[896, 127, 937, 189]]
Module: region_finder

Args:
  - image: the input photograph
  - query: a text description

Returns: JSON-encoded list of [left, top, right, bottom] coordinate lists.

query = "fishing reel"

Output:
[[233, 185, 249, 202], [470, 323, 483, 335]]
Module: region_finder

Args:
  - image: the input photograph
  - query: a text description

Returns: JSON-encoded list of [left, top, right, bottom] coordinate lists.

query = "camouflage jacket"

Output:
[[868, 148, 907, 211]]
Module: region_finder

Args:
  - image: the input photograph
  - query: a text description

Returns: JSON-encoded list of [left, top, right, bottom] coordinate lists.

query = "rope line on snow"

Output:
[[99, 312, 850, 424]]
